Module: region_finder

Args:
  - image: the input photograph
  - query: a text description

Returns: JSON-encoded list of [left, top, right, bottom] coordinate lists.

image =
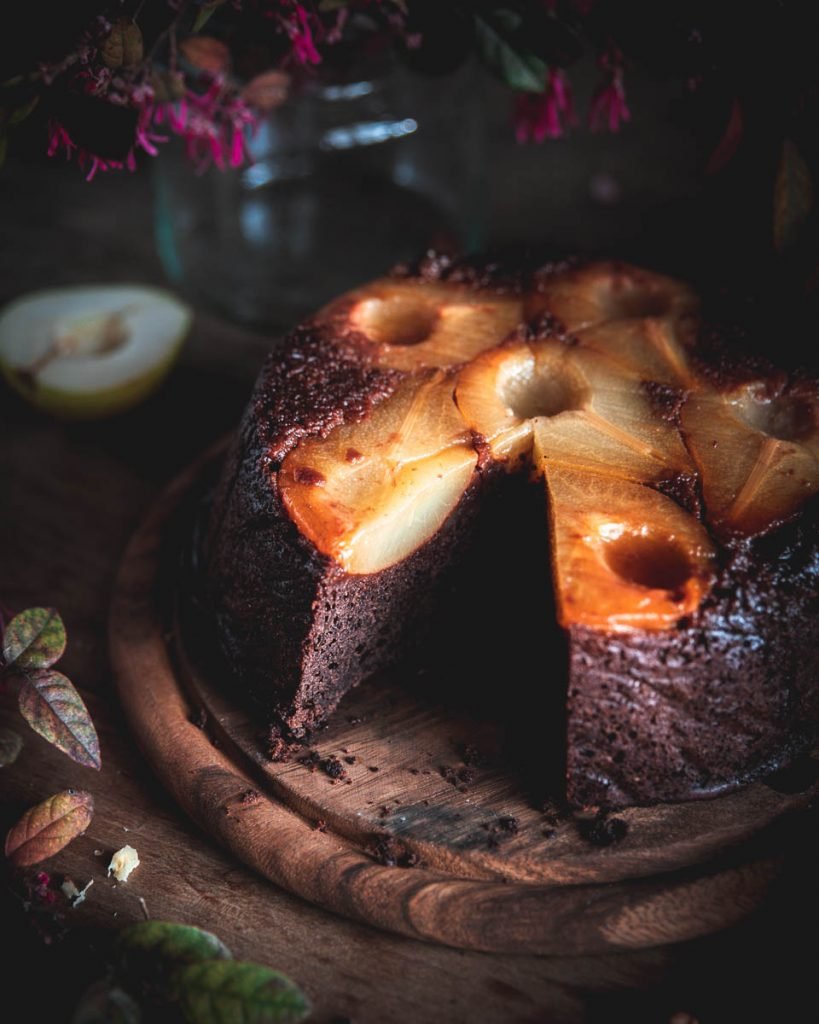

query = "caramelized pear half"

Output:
[[576, 316, 695, 387], [280, 371, 477, 575], [543, 465, 715, 631], [530, 261, 699, 336], [320, 280, 523, 371], [681, 380, 819, 537], [456, 338, 692, 483]]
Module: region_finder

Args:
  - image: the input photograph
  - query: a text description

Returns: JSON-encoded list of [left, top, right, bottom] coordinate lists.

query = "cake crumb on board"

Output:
[[108, 845, 140, 882]]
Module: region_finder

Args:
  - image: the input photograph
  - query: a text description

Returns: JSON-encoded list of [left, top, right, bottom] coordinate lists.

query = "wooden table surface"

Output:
[[1, 156, 818, 1024]]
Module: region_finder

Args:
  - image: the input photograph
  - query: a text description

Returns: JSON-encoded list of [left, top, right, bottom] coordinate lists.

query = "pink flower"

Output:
[[154, 73, 256, 173], [47, 121, 125, 180], [589, 51, 631, 133], [326, 7, 349, 46], [514, 68, 575, 142], [287, 3, 321, 66], [229, 127, 245, 168], [47, 79, 170, 181], [135, 100, 168, 158], [32, 871, 57, 904], [47, 120, 77, 159]]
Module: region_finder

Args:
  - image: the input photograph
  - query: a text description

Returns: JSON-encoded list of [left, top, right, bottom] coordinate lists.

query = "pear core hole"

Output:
[[604, 534, 692, 592], [353, 296, 440, 347], [603, 285, 671, 321], [502, 363, 588, 420], [735, 390, 815, 442]]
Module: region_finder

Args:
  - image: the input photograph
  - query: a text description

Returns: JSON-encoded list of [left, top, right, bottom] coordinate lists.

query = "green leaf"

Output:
[[0, 725, 23, 766], [774, 139, 814, 253], [474, 10, 547, 93], [173, 961, 310, 1024], [9, 95, 39, 125], [4, 789, 94, 867], [18, 669, 101, 769], [115, 921, 232, 998], [3, 607, 66, 669], [100, 18, 144, 69], [72, 982, 142, 1024], [193, 0, 227, 34], [118, 921, 232, 967]]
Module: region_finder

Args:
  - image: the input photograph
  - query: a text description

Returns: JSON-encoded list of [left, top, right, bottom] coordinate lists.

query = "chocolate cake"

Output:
[[204, 256, 819, 808]]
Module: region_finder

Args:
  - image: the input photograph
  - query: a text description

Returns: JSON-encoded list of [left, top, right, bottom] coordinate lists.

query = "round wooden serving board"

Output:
[[110, 442, 819, 955]]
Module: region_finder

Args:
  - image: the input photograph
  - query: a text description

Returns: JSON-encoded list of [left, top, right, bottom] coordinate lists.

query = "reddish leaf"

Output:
[[5, 789, 94, 867], [18, 670, 101, 770], [705, 96, 744, 176], [180, 36, 230, 74], [2, 607, 66, 669], [774, 139, 814, 253], [242, 71, 290, 112]]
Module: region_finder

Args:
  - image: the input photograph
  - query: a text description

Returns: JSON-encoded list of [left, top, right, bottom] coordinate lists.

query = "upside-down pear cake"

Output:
[[204, 255, 819, 808]]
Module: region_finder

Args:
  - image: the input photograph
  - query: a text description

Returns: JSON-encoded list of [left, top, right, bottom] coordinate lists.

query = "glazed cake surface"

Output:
[[205, 255, 819, 808]]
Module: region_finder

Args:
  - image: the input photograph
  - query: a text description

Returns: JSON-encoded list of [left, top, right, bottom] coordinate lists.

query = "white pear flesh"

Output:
[[280, 372, 478, 575], [0, 284, 192, 419]]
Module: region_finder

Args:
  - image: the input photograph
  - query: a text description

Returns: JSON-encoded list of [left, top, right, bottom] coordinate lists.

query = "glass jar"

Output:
[[152, 59, 485, 330]]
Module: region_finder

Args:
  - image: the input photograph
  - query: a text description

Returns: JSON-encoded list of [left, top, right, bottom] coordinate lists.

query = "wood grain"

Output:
[[110, 445, 819, 955]]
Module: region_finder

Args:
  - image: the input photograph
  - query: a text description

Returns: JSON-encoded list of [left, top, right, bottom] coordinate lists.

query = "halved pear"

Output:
[[680, 381, 819, 537], [576, 316, 696, 387], [0, 285, 192, 419], [530, 262, 699, 337], [456, 338, 692, 483], [532, 345, 693, 484], [280, 370, 478, 575], [320, 280, 523, 372], [454, 340, 588, 463], [543, 465, 715, 631]]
